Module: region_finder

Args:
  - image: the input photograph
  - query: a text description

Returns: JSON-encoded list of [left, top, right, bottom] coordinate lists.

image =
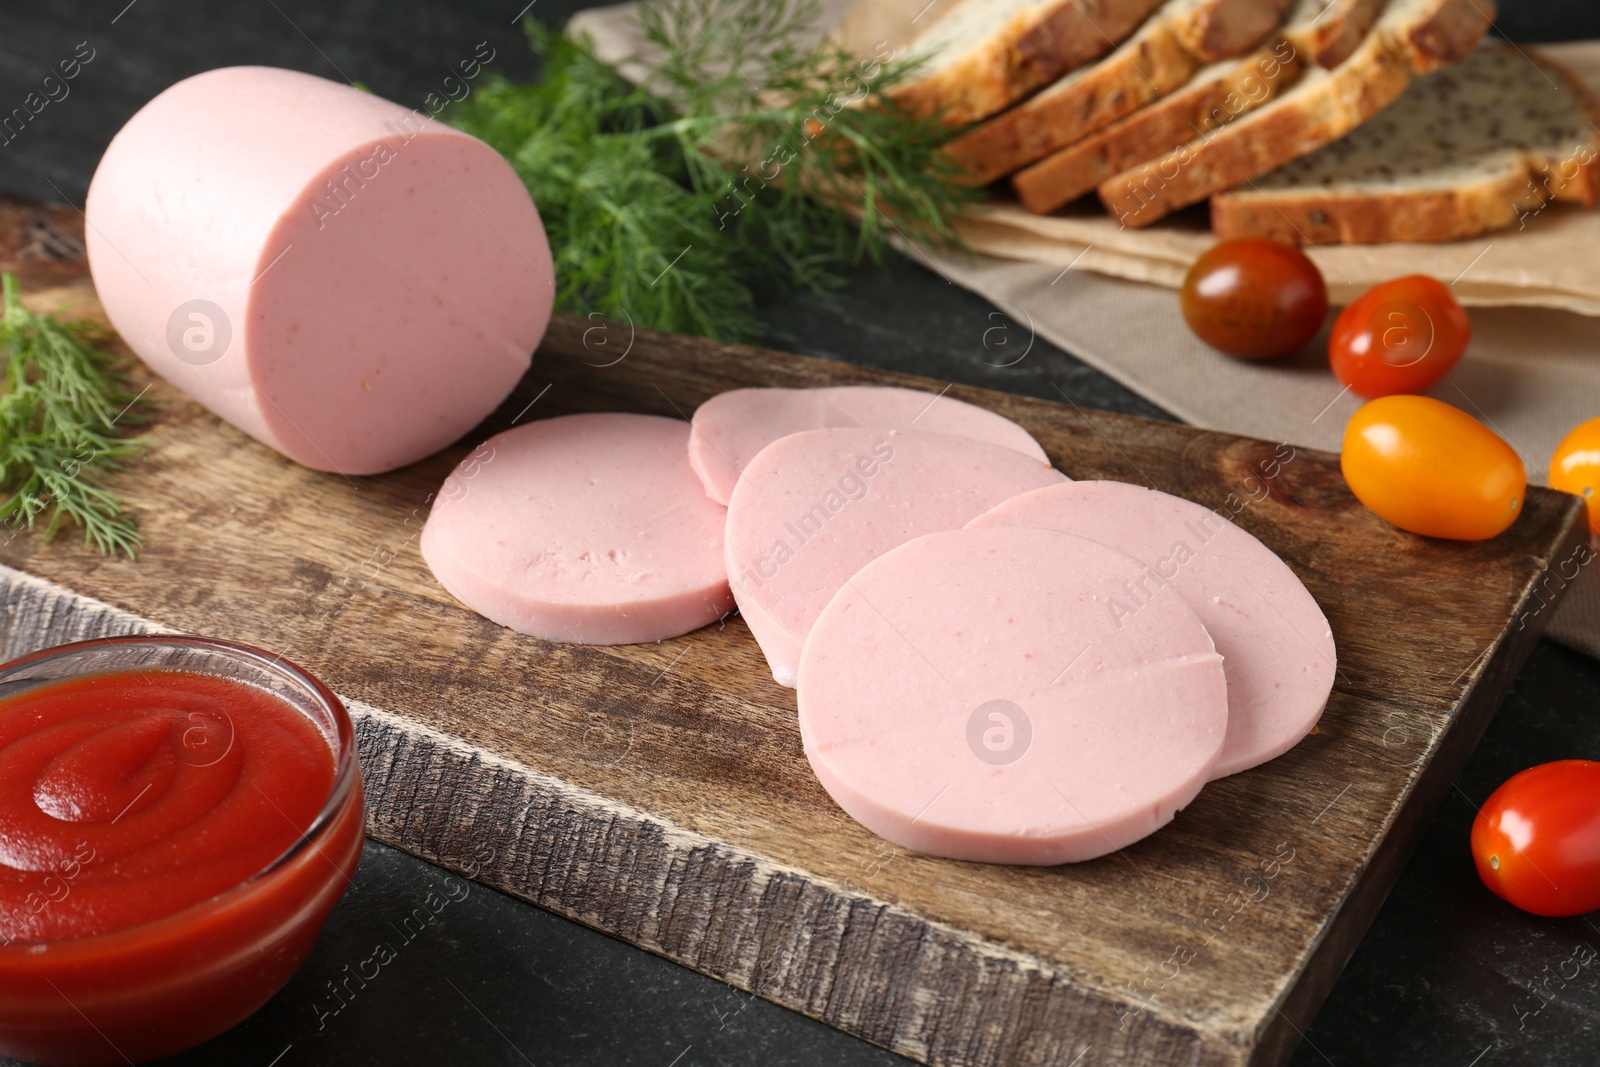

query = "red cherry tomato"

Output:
[[1328, 275, 1471, 398], [1550, 416, 1600, 534], [1181, 238, 1329, 360], [1472, 760, 1600, 917]]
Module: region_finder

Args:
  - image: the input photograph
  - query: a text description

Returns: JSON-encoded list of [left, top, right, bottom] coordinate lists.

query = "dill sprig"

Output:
[[447, 0, 974, 342], [0, 273, 145, 558]]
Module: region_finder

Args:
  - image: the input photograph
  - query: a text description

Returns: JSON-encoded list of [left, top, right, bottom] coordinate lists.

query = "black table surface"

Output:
[[4, 2, 1600, 1065]]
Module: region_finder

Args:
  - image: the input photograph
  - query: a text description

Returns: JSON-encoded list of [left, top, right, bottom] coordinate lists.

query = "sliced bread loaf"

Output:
[[1097, 0, 1495, 228], [887, 0, 1168, 126], [945, 0, 1294, 186], [1010, 0, 1320, 213], [1211, 46, 1600, 243]]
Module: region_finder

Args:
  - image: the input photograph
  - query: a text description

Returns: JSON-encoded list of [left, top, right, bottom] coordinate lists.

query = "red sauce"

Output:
[[0, 642, 363, 1067], [0, 670, 335, 943]]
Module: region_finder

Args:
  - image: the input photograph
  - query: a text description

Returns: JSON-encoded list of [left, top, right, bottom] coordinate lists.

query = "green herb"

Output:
[[0, 274, 145, 558], [447, 0, 973, 342]]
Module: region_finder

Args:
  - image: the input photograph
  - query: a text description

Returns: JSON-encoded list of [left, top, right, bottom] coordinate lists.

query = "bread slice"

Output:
[[1176, 0, 1297, 60], [1097, 0, 1495, 228], [888, 0, 1169, 126], [1211, 46, 1600, 243], [945, 0, 1294, 186], [1011, 4, 1313, 214], [1299, 0, 1386, 68]]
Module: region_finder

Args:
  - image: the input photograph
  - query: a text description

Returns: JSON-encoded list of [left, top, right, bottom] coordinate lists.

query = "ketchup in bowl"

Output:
[[0, 636, 364, 1066]]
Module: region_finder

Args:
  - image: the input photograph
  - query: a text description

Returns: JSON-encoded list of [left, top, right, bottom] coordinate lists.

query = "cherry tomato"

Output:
[[1550, 416, 1600, 534], [1181, 238, 1329, 360], [1341, 395, 1525, 540], [1472, 760, 1600, 918], [1328, 275, 1471, 398]]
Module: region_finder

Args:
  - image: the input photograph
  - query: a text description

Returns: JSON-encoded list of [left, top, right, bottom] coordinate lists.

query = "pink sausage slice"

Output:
[[798, 526, 1229, 865], [725, 428, 1065, 687], [689, 386, 1049, 505], [968, 481, 1335, 777], [86, 66, 554, 475], [421, 413, 733, 644]]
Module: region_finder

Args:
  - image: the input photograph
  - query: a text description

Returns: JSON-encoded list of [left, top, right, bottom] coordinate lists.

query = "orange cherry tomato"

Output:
[[1328, 275, 1471, 398], [1472, 760, 1600, 918], [1550, 416, 1600, 534], [1341, 395, 1525, 540], [1180, 238, 1329, 360]]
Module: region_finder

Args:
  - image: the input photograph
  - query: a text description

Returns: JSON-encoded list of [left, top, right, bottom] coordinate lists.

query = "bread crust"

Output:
[[1531, 48, 1600, 207], [1180, 0, 1293, 61], [1210, 46, 1600, 244], [1400, 0, 1496, 72], [1099, 30, 1412, 226], [945, 0, 1299, 186], [1304, 0, 1385, 68], [889, 0, 1168, 125], [1012, 39, 1303, 213], [1096, 0, 1494, 228], [946, 16, 1202, 186], [1210, 174, 1534, 243]]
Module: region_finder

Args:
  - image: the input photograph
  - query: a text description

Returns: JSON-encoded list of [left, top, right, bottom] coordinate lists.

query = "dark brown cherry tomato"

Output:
[[1328, 275, 1471, 399], [1180, 238, 1329, 360]]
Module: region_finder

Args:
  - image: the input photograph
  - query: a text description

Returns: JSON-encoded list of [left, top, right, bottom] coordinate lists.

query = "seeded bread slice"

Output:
[[1010, 3, 1313, 214], [888, 0, 1169, 126], [1097, 0, 1495, 227], [945, 0, 1294, 186], [1211, 46, 1600, 243]]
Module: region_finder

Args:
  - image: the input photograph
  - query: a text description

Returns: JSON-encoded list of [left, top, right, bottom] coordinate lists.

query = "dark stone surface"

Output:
[[151, 837, 906, 1067], [1, 2, 1598, 1065]]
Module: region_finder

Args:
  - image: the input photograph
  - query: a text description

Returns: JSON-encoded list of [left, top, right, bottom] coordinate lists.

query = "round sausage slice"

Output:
[[968, 481, 1335, 777], [725, 428, 1065, 687], [86, 66, 554, 475], [689, 386, 1048, 505], [798, 526, 1229, 865], [421, 413, 732, 644]]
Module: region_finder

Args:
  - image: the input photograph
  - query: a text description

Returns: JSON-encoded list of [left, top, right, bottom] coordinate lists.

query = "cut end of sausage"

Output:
[[724, 427, 1065, 688], [968, 480, 1336, 777], [421, 413, 733, 644], [797, 526, 1229, 865], [689, 386, 1050, 506], [249, 130, 552, 474], [85, 66, 555, 475]]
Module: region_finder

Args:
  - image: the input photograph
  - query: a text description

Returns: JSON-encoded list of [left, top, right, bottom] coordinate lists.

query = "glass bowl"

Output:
[[0, 635, 364, 1066]]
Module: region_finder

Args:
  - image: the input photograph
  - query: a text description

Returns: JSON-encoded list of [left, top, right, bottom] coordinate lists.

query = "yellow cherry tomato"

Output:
[[1341, 395, 1525, 540], [1550, 417, 1600, 535]]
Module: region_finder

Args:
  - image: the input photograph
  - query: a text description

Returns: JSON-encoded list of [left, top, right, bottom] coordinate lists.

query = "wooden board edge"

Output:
[[0, 565, 1226, 1067], [1246, 498, 1589, 1066]]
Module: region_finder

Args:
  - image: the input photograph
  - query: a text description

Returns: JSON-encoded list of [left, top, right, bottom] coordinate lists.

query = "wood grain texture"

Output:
[[0, 192, 1585, 1066]]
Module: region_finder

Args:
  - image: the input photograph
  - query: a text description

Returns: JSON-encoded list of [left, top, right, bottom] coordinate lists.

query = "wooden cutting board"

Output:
[[0, 193, 1584, 1067]]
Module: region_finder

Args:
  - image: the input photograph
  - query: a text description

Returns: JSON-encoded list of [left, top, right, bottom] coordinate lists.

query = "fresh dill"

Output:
[[447, 0, 973, 342], [0, 273, 145, 558]]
